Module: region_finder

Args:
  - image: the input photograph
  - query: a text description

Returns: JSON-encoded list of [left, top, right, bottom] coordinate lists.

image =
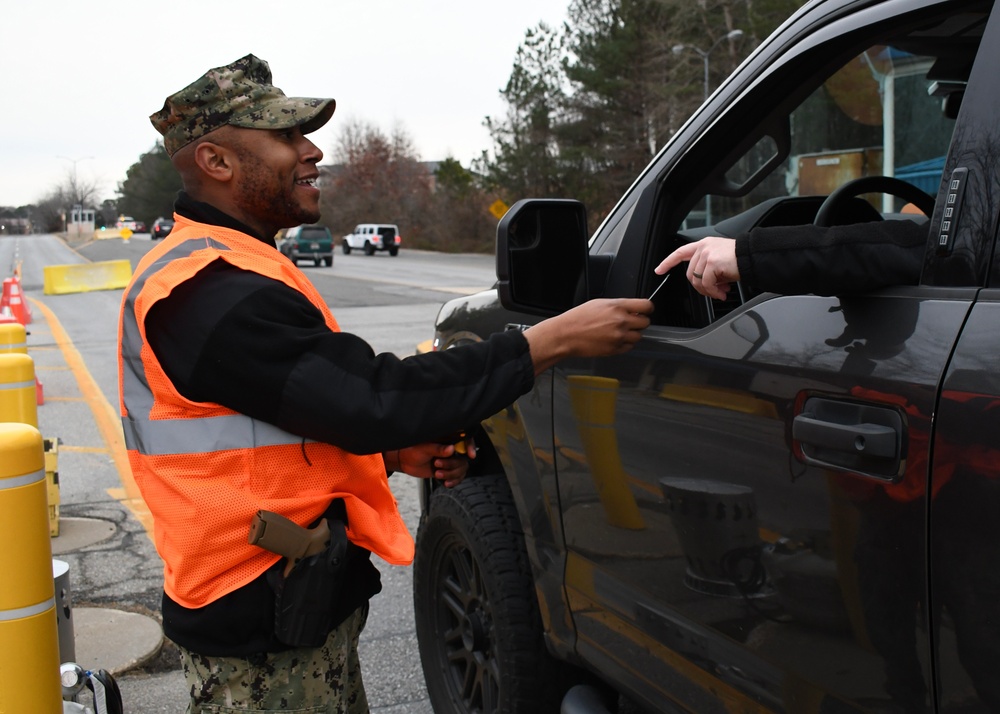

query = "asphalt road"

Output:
[[3, 232, 495, 713]]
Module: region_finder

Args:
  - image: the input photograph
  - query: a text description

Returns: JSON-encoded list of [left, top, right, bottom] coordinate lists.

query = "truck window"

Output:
[[647, 22, 973, 329], [708, 46, 955, 224]]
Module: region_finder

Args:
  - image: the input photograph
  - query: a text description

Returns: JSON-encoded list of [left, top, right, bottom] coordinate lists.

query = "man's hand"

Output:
[[655, 237, 739, 301], [524, 298, 653, 375], [384, 438, 477, 488]]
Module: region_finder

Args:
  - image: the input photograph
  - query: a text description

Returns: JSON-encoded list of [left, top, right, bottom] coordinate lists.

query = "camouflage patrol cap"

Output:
[[150, 54, 336, 157]]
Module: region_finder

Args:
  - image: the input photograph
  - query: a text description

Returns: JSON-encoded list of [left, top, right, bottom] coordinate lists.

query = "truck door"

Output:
[[923, 5, 1000, 709], [551, 1, 996, 711]]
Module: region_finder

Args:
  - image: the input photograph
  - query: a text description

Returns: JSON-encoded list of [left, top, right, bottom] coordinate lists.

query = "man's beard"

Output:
[[233, 151, 319, 233]]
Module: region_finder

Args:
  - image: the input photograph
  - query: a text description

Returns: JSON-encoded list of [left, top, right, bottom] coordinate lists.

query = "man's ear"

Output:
[[192, 141, 235, 182]]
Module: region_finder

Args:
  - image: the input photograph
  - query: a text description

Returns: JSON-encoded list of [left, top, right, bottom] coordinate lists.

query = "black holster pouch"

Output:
[[268, 501, 350, 648]]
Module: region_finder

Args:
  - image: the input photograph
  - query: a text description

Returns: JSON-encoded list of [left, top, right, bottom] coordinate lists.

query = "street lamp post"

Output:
[[673, 29, 744, 226], [57, 156, 95, 194], [672, 29, 745, 102]]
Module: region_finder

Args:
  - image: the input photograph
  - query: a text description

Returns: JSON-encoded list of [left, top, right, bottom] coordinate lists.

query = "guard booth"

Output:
[[66, 206, 95, 241]]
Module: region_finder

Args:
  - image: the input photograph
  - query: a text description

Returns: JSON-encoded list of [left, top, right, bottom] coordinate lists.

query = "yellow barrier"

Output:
[[94, 227, 122, 240], [0, 423, 62, 713], [567, 375, 645, 530], [0, 352, 38, 427], [659, 383, 779, 418], [43, 259, 133, 295], [0, 327, 58, 532], [0, 322, 28, 353], [93, 227, 134, 241]]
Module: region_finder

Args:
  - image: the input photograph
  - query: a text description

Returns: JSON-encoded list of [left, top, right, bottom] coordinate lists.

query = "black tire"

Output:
[[364, 241, 375, 256], [389, 247, 399, 256], [324, 256, 333, 267], [342, 242, 351, 255], [414, 474, 559, 714]]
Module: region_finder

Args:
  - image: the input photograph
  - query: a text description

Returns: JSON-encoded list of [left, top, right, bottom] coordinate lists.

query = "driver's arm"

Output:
[[656, 220, 927, 298]]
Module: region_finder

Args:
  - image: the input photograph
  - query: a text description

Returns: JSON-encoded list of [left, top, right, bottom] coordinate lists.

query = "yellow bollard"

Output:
[[0, 321, 28, 353], [567, 375, 645, 529], [0, 352, 38, 427], [0, 423, 62, 713]]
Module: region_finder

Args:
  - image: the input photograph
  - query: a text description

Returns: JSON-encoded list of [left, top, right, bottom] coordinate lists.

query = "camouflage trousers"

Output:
[[179, 604, 369, 713]]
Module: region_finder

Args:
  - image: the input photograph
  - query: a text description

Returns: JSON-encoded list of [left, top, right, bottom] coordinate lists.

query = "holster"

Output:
[[267, 501, 350, 648]]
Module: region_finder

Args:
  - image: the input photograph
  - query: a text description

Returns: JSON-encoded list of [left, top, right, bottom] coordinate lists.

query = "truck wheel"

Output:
[[364, 241, 375, 256], [342, 242, 351, 255], [324, 256, 333, 267], [414, 474, 558, 714], [389, 247, 399, 256]]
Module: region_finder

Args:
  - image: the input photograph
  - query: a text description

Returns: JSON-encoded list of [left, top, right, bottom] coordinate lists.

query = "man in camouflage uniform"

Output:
[[123, 54, 650, 714]]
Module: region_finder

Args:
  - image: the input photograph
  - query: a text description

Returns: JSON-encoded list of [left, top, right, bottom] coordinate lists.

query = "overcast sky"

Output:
[[2, 0, 570, 208]]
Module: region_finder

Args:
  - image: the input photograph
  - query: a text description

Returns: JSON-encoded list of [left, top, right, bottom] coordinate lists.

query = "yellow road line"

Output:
[[58, 445, 110, 454], [28, 297, 154, 538]]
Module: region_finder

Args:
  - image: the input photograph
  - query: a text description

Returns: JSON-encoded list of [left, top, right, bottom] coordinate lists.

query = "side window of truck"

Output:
[[647, 24, 968, 328]]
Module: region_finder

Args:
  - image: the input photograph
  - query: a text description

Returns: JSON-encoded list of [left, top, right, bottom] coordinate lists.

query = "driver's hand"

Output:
[[655, 237, 740, 301]]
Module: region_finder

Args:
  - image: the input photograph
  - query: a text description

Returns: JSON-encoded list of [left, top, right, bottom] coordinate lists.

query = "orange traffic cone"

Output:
[[12, 276, 32, 324], [2, 279, 31, 326]]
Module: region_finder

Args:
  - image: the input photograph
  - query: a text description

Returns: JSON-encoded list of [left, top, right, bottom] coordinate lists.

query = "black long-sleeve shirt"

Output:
[[735, 219, 927, 296], [149, 193, 535, 654]]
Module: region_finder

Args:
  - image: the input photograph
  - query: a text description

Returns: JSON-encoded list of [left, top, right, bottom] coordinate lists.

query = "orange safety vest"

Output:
[[118, 215, 413, 608]]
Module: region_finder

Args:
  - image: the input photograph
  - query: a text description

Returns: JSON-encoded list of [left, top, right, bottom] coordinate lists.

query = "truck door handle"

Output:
[[792, 397, 904, 478], [792, 415, 896, 459]]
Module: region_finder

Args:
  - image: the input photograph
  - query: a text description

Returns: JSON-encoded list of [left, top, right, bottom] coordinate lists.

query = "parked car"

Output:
[[115, 215, 138, 231], [342, 223, 401, 256], [134, 220, 147, 233], [151, 217, 174, 240], [414, 1, 1000, 713], [278, 224, 334, 266]]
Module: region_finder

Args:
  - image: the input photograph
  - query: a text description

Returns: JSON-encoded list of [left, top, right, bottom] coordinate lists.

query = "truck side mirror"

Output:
[[496, 199, 589, 317]]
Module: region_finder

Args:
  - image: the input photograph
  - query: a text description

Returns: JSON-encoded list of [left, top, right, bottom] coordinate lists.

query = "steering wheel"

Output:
[[814, 176, 936, 227]]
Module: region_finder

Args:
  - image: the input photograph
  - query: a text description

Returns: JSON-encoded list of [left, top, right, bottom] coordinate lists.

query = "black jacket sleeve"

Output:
[[734, 219, 928, 296], [145, 260, 535, 455]]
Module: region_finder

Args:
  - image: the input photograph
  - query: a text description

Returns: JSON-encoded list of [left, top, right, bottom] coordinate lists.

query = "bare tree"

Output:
[[322, 120, 434, 245], [62, 166, 103, 209]]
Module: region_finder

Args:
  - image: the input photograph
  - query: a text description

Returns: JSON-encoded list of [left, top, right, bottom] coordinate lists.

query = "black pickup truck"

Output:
[[413, 0, 1000, 712]]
